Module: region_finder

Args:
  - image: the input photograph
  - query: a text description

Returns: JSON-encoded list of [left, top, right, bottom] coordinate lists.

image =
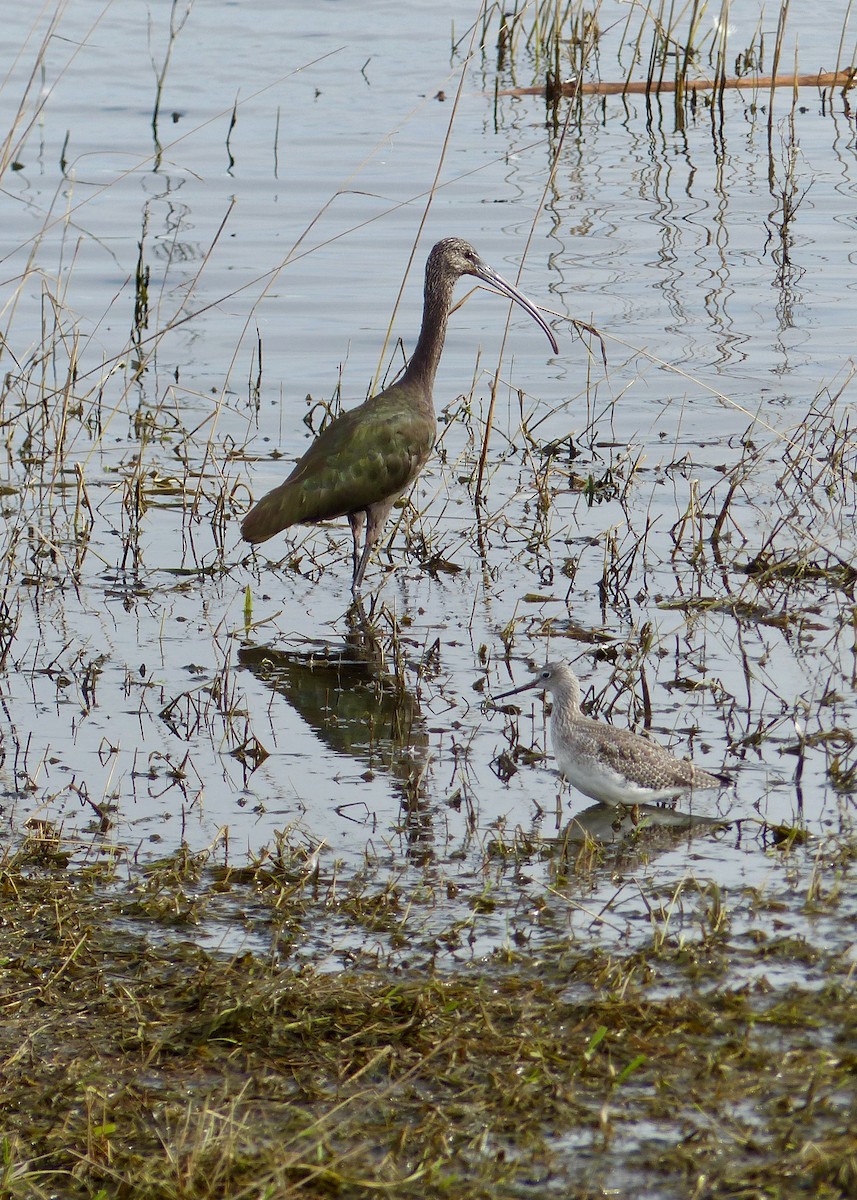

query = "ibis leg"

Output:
[[352, 531, 375, 593], [348, 511, 366, 590]]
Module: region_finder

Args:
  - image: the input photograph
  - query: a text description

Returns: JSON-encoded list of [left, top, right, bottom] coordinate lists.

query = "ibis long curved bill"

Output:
[[470, 263, 558, 355]]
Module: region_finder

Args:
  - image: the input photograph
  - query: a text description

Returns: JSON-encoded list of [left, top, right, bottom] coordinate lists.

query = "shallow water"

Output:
[[1, 0, 856, 984]]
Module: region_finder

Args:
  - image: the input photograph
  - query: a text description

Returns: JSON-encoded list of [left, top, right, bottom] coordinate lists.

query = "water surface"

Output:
[[1, 1, 855, 976]]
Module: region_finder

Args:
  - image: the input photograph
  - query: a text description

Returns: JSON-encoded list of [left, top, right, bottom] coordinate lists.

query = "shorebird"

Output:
[[496, 661, 729, 804], [241, 238, 557, 591]]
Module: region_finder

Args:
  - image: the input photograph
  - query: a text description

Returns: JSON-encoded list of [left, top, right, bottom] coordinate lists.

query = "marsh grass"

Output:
[[1, 838, 856, 1198], [485, 0, 855, 116]]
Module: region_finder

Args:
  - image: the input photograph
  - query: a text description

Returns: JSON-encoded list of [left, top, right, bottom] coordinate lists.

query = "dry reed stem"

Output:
[[498, 68, 857, 98]]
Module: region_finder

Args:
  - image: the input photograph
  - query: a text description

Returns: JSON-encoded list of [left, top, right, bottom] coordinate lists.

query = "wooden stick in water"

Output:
[[497, 69, 856, 99]]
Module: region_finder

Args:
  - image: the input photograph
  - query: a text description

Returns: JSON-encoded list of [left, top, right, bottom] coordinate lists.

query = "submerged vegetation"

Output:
[[1, 832, 856, 1198], [1, 0, 856, 1195]]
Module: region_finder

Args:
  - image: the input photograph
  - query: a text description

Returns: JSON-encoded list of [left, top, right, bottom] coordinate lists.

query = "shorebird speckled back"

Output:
[[497, 661, 729, 804]]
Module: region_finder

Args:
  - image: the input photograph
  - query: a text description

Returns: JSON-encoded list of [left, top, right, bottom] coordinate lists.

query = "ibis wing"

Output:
[[242, 394, 435, 543]]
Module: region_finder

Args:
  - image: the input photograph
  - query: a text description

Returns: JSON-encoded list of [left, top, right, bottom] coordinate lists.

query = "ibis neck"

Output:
[[401, 272, 456, 394]]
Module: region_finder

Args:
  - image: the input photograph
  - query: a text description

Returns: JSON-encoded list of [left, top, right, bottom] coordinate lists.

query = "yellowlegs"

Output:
[[496, 661, 729, 804]]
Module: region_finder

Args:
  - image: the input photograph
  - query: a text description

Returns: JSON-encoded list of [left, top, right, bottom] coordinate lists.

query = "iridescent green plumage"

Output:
[[242, 389, 435, 539], [242, 237, 557, 590]]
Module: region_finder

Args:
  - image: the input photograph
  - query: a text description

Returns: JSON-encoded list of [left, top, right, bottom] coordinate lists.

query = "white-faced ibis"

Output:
[[497, 661, 730, 804], [241, 237, 557, 590]]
